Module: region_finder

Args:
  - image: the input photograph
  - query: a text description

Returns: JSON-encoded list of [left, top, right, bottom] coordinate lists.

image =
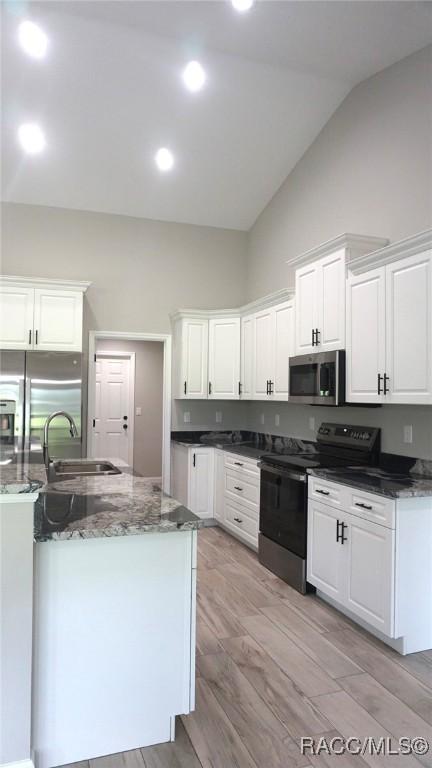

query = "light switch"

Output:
[[135, 406, 142, 416], [183, 411, 191, 424], [403, 425, 413, 444], [309, 416, 315, 431], [215, 411, 222, 423]]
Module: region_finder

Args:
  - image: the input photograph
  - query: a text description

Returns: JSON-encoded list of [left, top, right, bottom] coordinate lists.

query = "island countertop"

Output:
[[0, 443, 212, 541]]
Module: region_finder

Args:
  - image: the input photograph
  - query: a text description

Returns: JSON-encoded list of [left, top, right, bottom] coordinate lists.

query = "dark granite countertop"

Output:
[[0, 442, 213, 540], [308, 467, 432, 499]]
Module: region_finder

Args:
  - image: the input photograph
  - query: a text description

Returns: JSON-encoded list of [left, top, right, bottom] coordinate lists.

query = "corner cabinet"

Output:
[[347, 237, 432, 405], [0, 277, 90, 352]]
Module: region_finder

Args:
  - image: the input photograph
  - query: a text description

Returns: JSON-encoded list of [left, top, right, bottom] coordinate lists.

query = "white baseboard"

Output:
[[1, 760, 35, 768]]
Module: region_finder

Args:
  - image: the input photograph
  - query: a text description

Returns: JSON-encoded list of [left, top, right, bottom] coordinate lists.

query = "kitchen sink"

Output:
[[51, 459, 121, 477]]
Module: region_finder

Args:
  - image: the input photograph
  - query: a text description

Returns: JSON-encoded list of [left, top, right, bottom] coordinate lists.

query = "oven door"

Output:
[[259, 464, 307, 558]]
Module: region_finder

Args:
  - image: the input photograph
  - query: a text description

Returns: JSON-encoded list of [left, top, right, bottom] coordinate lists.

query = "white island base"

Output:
[[32, 530, 197, 768]]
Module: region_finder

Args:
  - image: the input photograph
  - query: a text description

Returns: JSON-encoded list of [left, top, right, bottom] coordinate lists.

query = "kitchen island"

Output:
[[1, 446, 209, 768]]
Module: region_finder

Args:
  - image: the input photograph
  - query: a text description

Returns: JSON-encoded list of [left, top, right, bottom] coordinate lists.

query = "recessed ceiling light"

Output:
[[18, 20, 48, 59], [155, 148, 174, 172], [18, 123, 46, 154], [231, 0, 254, 11], [182, 61, 206, 93]]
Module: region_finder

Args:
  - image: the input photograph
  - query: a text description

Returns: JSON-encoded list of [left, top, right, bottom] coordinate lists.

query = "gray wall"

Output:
[[247, 402, 432, 460], [245, 45, 432, 460], [247, 45, 432, 298], [96, 339, 164, 477], [1, 201, 248, 431]]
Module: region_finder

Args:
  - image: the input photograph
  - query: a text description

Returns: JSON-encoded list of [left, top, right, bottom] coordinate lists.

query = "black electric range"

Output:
[[257, 423, 381, 593]]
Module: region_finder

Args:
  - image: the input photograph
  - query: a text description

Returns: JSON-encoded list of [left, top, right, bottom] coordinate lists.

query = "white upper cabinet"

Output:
[[347, 232, 432, 405], [0, 278, 89, 352], [240, 314, 254, 399], [208, 317, 240, 399], [173, 316, 209, 399], [0, 286, 34, 349], [385, 251, 432, 404], [295, 263, 318, 354], [253, 308, 274, 399], [295, 250, 345, 354], [273, 300, 295, 400], [33, 289, 83, 351], [346, 267, 386, 404]]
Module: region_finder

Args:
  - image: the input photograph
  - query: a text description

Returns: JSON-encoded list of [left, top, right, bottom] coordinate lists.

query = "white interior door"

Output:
[[92, 355, 134, 465], [208, 317, 240, 399], [385, 251, 432, 404]]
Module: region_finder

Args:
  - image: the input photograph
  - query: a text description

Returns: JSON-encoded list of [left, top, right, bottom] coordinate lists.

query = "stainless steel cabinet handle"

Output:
[[234, 517, 243, 524], [234, 486, 243, 491]]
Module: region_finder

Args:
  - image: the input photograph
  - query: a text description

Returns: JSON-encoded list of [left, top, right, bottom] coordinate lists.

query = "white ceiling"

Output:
[[2, 1, 431, 230]]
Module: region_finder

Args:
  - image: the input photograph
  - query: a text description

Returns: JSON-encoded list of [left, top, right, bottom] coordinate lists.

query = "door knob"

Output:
[[123, 415, 128, 420], [123, 424, 128, 430]]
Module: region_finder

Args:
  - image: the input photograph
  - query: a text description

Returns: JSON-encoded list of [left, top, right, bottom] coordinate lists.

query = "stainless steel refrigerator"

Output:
[[0, 350, 82, 457]]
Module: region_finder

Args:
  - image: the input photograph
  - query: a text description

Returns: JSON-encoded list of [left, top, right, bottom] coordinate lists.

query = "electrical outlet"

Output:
[[260, 413, 265, 425], [403, 425, 413, 444], [183, 411, 191, 424], [309, 416, 315, 431], [215, 411, 222, 423], [275, 414, 280, 427], [135, 406, 142, 416]]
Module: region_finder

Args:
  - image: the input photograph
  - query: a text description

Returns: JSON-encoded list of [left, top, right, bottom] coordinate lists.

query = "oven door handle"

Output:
[[258, 462, 307, 484]]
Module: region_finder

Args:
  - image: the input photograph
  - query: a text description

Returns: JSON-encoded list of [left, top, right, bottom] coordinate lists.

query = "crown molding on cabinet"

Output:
[[170, 287, 295, 323], [0, 275, 91, 292], [348, 228, 432, 275], [286, 233, 389, 268]]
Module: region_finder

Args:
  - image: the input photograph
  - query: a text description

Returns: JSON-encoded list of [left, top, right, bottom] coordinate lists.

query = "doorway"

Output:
[[87, 331, 171, 492]]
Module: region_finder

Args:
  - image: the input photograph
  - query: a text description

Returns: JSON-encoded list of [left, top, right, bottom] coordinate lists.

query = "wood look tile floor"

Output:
[[60, 527, 432, 768]]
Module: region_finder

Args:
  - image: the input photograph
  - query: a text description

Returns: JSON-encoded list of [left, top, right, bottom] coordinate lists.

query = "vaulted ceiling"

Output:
[[2, 1, 431, 229]]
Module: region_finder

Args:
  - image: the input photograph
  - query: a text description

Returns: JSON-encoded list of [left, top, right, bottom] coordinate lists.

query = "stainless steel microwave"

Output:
[[288, 350, 345, 406]]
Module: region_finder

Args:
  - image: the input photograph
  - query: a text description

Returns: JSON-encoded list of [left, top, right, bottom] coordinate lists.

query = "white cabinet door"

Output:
[[253, 308, 274, 399], [0, 286, 34, 349], [181, 319, 208, 399], [208, 317, 240, 399], [385, 251, 432, 404], [307, 500, 345, 603], [346, 268, 386, 403], [170, 443, 189, 506], [345, 513, 394, 636], [213, 449, 225, 523], [295, 264, 318, 354], [33, 289, 83, 351], [240, 314, 254, 400], [189, 447, 214, 519], [273, 300, 295, 400], [318, 250, 345, 351]]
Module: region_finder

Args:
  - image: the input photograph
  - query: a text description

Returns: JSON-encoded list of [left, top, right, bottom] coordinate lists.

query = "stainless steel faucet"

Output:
[[43, 411, 79, 473]]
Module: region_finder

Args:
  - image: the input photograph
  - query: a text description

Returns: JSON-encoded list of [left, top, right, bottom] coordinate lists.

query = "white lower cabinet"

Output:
[[307, 478, 432, 653], [170, 443, 214, 519]]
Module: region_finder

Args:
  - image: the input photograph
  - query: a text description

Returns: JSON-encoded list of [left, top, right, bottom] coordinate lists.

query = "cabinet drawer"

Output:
[[224, 498, 258, 546], [309, 477, 345, 507], [224, 452, 259, 478], [225, 469, 259, 507], [348, 490, 395, 529]]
